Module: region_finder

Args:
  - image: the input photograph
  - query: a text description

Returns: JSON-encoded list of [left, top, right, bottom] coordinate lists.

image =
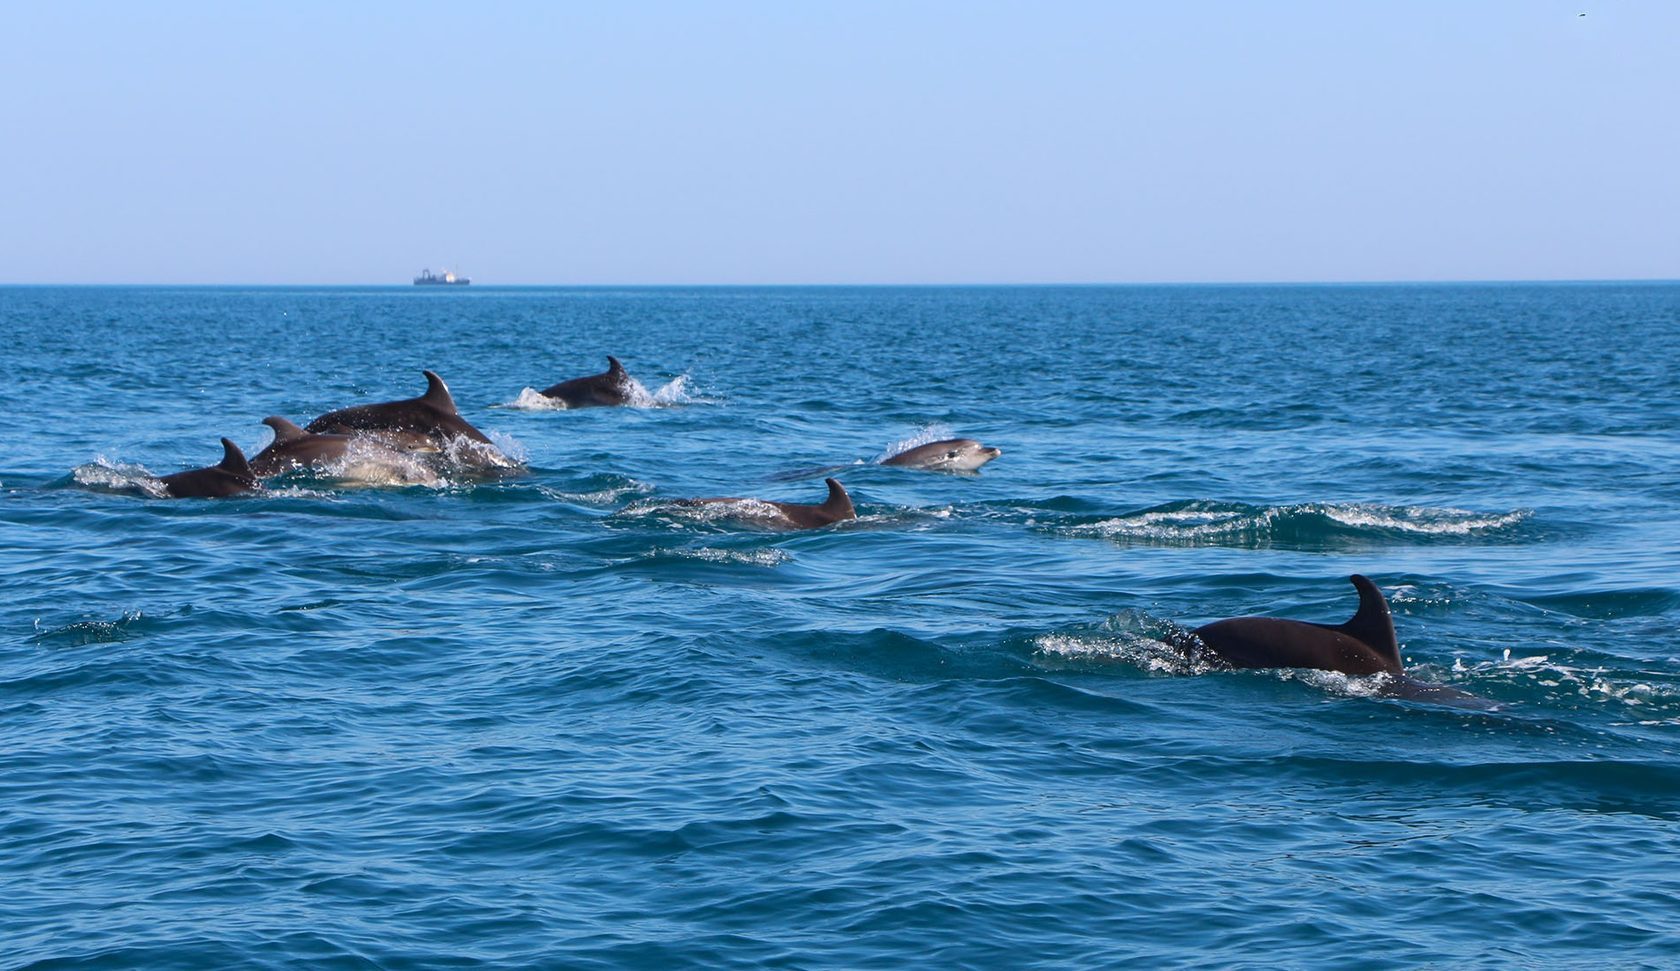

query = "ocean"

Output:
[[3, 283, 1678, 968]]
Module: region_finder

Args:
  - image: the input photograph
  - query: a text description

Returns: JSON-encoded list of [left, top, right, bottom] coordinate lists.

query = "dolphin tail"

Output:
[[821, 478, 856, 520], [1339, 575, 1401, 671], [218, 438, 254, 478], [420, 370, 459, 413], [262, 416, 309, 443]]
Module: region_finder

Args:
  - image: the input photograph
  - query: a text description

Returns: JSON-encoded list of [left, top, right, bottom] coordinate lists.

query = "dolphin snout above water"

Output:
[[881, 438, 1001, 473]]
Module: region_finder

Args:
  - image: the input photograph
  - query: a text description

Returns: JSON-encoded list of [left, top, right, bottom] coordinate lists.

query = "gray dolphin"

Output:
[[882, 438, 1002, 472], [540, 356, 635, 407], [1190, 575, 1490, 706], [306, 370, 499, 451], [681, 478, 856, 530], [157, 438, 260, 498], [249, 417, 354, 476]]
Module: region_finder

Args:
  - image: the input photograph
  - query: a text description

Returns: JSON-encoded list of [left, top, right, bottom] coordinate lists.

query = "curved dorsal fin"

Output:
[[607, 356, 625, 376], [822, 478, 855, 519], [262, 416, 309, 443], [218, 438, 253, 477], [1338, 574, 1401, 670], [420, 370, 458, 413]]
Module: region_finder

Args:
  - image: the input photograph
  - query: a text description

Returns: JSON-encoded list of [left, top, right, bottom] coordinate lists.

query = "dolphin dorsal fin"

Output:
[[218, 438, 253, 477], [822, 478, 855, 519], [607, 356, 625, 376], [1339, 574, 1401, 669], [420, 370, 458, 413], [262, 416, 308, 443]]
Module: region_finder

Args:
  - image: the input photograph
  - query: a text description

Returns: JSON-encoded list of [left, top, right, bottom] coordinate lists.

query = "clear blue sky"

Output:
[[2, 1, 1675, 284]]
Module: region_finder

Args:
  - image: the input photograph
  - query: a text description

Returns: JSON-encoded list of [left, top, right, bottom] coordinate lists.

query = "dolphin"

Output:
[[1189, 574, 1490, 706], [156, 438, 260, 498], [249, 417, 354, 476], [540, 356, 635, 407], [306, 370, 501, 454], [681, 478, 857, 530], [882, 438, 1002, 473]]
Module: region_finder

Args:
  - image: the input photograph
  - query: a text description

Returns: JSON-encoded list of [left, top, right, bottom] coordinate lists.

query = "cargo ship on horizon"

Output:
[[413, 268, 470, 286]]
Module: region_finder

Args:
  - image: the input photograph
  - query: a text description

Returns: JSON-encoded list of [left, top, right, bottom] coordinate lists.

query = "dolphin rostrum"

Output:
[[540, 355, 636, 407], [306, 370, 499, 453], [249, 417, 354, 477], [682, 478, 857, 530], [157, 438, 260, 498], [882, 438, 1002, 472], [1189, 574, 1489, 706]]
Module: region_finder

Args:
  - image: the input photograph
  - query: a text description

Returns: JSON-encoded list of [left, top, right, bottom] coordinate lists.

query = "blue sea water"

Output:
[[3, 283, 1679, 968]]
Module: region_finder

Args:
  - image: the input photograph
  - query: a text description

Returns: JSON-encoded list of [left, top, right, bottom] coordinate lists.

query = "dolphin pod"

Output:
[[121, 358, 1490, 706], [540, 356, 636, 408]]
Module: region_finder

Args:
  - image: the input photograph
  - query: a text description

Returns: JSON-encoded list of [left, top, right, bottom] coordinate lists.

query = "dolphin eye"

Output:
[[946, 450, 958, 458]]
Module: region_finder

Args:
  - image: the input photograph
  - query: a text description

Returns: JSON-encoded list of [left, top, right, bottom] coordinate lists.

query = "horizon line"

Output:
[[2, 277, 1677, 289]]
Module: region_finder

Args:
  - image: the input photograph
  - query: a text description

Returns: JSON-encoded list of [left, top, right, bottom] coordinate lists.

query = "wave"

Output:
[[1052, 498, 1531, 549]]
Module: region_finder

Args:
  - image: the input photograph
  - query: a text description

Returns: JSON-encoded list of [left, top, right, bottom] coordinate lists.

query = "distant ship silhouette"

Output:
[[413, 268, 470, 286]]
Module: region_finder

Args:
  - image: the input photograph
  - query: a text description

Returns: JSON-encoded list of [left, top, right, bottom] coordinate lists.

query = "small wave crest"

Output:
[[645, 546, 793, 567], [1060, 499, 1530, 548], [30, 609, 153, 646]]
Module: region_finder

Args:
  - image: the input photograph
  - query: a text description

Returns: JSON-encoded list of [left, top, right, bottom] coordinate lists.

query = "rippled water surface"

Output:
[[4, 284, 1679, 968]]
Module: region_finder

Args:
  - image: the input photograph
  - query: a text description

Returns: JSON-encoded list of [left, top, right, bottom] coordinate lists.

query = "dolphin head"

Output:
[[930, 439, 1002, 472]]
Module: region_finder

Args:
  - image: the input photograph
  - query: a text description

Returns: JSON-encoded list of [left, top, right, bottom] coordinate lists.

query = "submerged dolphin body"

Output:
[[882, 438, 1002, 473], [540, 356, 635, 408], [682, 478, 857, 530], [249, 417, 353, 476], [306, 370, 505, 463], [1190, 575, 1490, 706], [157, 438, 260, 498]]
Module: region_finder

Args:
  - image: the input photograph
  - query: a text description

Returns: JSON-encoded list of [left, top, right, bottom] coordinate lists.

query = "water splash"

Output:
[[872, 423, 956, 463], [70, 456, 169, 497]]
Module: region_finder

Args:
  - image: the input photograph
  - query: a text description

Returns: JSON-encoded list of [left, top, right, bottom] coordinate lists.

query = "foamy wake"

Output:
[[538, 480, 654, 506], [504, 375, 698, 410], [1451, 650, 1678, 711], [620, 497, 792, 528]]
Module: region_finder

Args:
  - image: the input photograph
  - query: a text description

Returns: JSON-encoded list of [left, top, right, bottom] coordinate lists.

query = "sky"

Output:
[[1, 1, 1676, 285]]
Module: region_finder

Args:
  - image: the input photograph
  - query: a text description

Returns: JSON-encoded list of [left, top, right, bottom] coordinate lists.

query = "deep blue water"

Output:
[[4, 283, 1679, 968]]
